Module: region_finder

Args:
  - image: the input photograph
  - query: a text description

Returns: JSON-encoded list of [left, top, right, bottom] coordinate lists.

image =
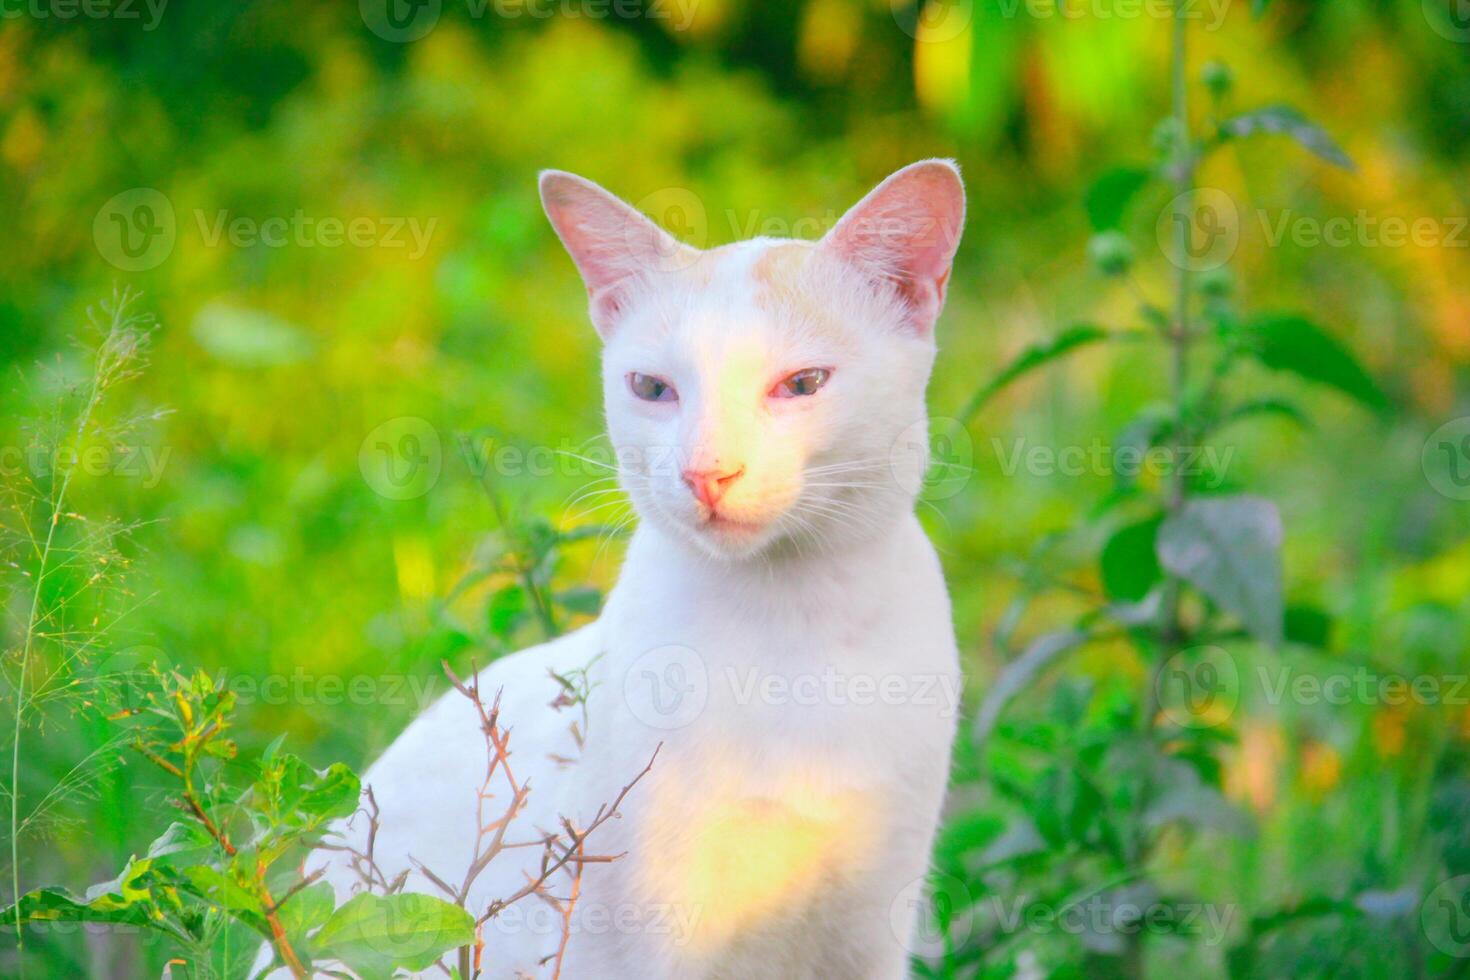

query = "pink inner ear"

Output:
[[823, 161, 967, 334], [539, 171, 689, 336]]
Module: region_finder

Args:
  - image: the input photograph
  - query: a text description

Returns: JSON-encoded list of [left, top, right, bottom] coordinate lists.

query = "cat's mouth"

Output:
[[701, 510, 766, 536], [645, 490, 787, 556]]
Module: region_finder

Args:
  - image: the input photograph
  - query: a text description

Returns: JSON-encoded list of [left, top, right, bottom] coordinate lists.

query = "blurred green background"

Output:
[[3, 0, 1470, 976]]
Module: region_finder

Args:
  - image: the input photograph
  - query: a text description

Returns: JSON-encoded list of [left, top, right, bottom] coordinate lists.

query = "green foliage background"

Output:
[[2, 1, 1469, 976]]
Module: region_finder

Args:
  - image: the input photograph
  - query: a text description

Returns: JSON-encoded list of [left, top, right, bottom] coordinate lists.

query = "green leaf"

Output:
[[2, 868, 153, 927], [1227, 896, 1362, 976], [1031, 767, 1105, 846], [1144, 781, 1253, 837], [486, 584, 529, 637], [1284, 604, 1332, 648], [523, 517, 560, 563], [959, 325, 1111, 423], [251, 755, 361, 832], [555, 586, 602, 616], [978, 818, 1048, 867], [1101, 516, 1164, 603], [144, 822, 219, 876], [181, 865, 265, 930], [972, 629, 1091, 744], [1220, 105, 1355, 171], [279, 880, 336, 939], [0, 858, 190, 936], [1213, 397, 1313, 435], [1112, 405, 1174, 491], [1245, 895, 1362, 938], [1087, 231, 1135, 277], [1050, 677, 1093, 728], [933, 811, 1006, 872], [1241, 315, 1386, 410], [1086, 167, 1152, 230], [204, 737, 239, 759], [556, 523, 622, 544], [313, 892, 474, 979], [1354, 887, 1418, 920], [1250, 0, 1273, 16], [1158, 496, 1284, 645]]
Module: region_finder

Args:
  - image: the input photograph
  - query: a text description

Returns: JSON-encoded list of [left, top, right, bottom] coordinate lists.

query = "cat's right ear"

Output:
[[539, 171, 695, 338]]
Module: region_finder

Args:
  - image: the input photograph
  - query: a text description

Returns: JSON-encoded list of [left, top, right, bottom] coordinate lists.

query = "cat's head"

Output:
[[540, 161, 966, 560]]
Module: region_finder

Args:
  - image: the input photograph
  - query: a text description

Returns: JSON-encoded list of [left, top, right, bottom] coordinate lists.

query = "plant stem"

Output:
[[8, 319, 111, 963], [1168, 0, 1195, 490], [1150, 0, 1197, 717], [257, 865, 309, 980], [483, 480, 559, 639], [1130, 8, 1197, 979]]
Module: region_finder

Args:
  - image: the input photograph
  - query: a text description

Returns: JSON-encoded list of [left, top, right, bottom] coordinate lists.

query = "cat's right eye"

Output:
[[628, 372, 678, 403]]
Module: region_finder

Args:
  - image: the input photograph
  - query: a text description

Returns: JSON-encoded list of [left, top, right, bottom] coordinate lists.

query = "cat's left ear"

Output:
[[821, 159, 966, 335], [539, 170, 697, 338]]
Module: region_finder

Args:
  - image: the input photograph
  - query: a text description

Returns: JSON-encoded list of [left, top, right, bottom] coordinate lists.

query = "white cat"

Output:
[[282, 160, 966, 978]]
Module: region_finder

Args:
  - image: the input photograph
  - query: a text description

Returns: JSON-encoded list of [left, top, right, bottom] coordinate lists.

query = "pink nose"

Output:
[[682, 466, 744, 510]]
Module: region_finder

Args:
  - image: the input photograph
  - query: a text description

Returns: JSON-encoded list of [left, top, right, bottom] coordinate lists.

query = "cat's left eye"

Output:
[[628, 372, 678, 402], [772, 368, 832, 399]]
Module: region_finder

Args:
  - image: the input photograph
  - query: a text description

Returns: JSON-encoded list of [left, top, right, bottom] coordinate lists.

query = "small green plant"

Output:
[[3, 656, 652, 979], [4, 665, 475, 978], [2, 287, 164, 960], [921, 2, 1428, 977], [431, 428, 624, 661], [3, 302, 651, 979]]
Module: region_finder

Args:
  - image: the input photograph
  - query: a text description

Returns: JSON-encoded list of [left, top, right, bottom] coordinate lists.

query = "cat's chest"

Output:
[[627, 751, 881, 952]]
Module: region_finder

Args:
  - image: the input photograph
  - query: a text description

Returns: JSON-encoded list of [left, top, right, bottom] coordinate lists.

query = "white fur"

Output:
[[266, 161, 967, 978]]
